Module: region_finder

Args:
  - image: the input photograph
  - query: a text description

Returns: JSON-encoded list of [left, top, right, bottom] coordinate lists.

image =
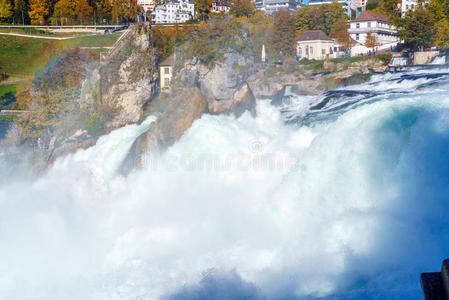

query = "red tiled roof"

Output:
[[212, 0, 231, 6], [297, 30, 333, 42], [160, 53, 175, 66], [353, 11, 389, 22]]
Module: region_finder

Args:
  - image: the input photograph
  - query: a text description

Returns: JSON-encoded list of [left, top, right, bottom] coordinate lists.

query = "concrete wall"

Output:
[[414, 51, 439, 65]]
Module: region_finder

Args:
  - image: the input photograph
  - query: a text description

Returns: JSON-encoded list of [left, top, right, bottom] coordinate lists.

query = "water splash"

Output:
[[2, 68, 449, 299]]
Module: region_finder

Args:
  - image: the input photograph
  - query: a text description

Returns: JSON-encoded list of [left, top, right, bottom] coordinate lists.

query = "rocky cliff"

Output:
[[176, 51, 257, 116], [93, 25, 157, 129]]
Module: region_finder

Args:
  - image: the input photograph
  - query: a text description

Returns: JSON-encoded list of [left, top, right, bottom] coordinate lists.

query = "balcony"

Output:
[[348, 27, 397, 35]]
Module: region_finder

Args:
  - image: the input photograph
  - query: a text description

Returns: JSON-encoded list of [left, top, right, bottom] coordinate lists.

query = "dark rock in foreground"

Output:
[[421, 259, 449, 300]]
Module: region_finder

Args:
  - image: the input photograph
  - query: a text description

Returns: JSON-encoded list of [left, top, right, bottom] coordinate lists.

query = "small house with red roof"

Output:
[[160, 53, 175, 91]]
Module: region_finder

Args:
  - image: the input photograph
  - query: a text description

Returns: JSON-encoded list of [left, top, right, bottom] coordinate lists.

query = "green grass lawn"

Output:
[[0, 84, 16, 97], [0, 32, 120, 109], [0, 33, 120, 76]]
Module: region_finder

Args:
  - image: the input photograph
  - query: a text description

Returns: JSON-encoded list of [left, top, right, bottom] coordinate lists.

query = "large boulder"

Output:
[[177, 51, 257, 116], [121, 87, 207, 173]]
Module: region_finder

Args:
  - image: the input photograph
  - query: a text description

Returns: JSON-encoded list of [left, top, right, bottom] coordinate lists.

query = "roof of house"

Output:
[[212, 0, 231, 6], [353, 11, 389, 22], [297, 30, 333, 42], [160, 53, 175, 66]]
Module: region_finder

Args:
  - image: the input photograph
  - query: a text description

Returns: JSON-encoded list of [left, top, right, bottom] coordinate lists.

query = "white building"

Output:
[[138, 0, 155, 12], [211, 0, 231, 13], [349, 11, 399, 56], [262, 0, 298, 14], [151, 0, 194, 24], [296, 30, 340, 60], [307, 0, 353, 17], [160, 53, 175, 91], [401, 0, 428, 16]]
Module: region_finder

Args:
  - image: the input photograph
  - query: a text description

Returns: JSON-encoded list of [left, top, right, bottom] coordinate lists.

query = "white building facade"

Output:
[[401, 0, 428, 15], [307, 0, 354, 17], [349, 11, 399, 55], [262, 0, 298, 14], [151, 0, 195, 24], [211, 0, 231, 13], [296, 30, 340, 60], [138, 0, 155, 12]]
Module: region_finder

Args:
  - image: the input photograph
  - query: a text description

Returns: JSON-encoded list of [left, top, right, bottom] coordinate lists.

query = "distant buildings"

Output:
[[296, 30, 339, 60], [211, 0, 231, 13], [151, 0, 195, 24], [349, 11, 399, 55], [307, 0, 353, 17], [353, 0, 367, 16], [160, 54, 175, 91], [401, 0, 428, 15], [138, 0, 155, 12], [262, 0, 298, 14]]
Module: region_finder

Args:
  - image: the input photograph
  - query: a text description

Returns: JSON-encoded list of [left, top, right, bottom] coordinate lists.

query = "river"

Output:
[[0, 121, 10, 140], [1, 66, 449, 299]]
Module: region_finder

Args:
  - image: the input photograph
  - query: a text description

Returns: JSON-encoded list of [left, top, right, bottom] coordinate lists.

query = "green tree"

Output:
[[295, 4, 347, 35], [435, 18, 449, 48], [29, 0, 50, 24], [52, 0, 75, 24], [195, 0, 211, 21], [75, 0, 93, 24], [112, 0, 136, 23], [323, 2, 346, 35], [398, 6, 436, 50], [330, 17, 352, 50], [365, 31, 378, 53], [296, 6, 312, 32], [375, 0, 400, 21], [271, 9, 296, 57], [13, 0, 27, 24], [230, 0, 255, 17], [95, 0, 112, 24], [0, 0, 12, 21]]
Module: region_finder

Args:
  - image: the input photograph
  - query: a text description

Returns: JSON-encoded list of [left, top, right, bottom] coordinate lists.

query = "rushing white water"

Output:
[[2, 67, 449, 299], [431, 55, 447, 65]]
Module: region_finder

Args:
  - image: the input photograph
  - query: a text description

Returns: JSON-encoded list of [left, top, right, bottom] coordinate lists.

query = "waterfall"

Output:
[[431, 55, 447, 65], [2, 67, 449, 299]]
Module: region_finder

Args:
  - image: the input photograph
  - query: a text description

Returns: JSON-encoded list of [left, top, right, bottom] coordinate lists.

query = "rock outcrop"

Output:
[[177, 51, 257, 116], [81, 25, 157, 129], [120, 87, 207, 174]]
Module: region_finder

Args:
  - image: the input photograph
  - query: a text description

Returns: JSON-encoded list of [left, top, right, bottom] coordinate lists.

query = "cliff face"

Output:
[[121, 88, 208, 174], [177, 51, 257, 116], [81, 25, 157, 130]]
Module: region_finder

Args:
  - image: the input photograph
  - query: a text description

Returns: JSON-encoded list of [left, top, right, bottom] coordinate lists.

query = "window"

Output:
[[322, 49, 326, 55], [356, 33, 359, 40], [368, 22, 371, 27], [164, 78, 170, 86], [305, 45, 309, 56], [310, 47, 313, 55], [330, 47, 333, 54], [164, 67, 170, 74], [356, 23, 360, 28], [298, 47, 302, 57]]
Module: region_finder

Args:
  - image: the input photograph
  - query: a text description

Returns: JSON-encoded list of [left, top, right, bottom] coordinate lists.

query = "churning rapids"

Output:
[[2, 66, 449, 300]]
